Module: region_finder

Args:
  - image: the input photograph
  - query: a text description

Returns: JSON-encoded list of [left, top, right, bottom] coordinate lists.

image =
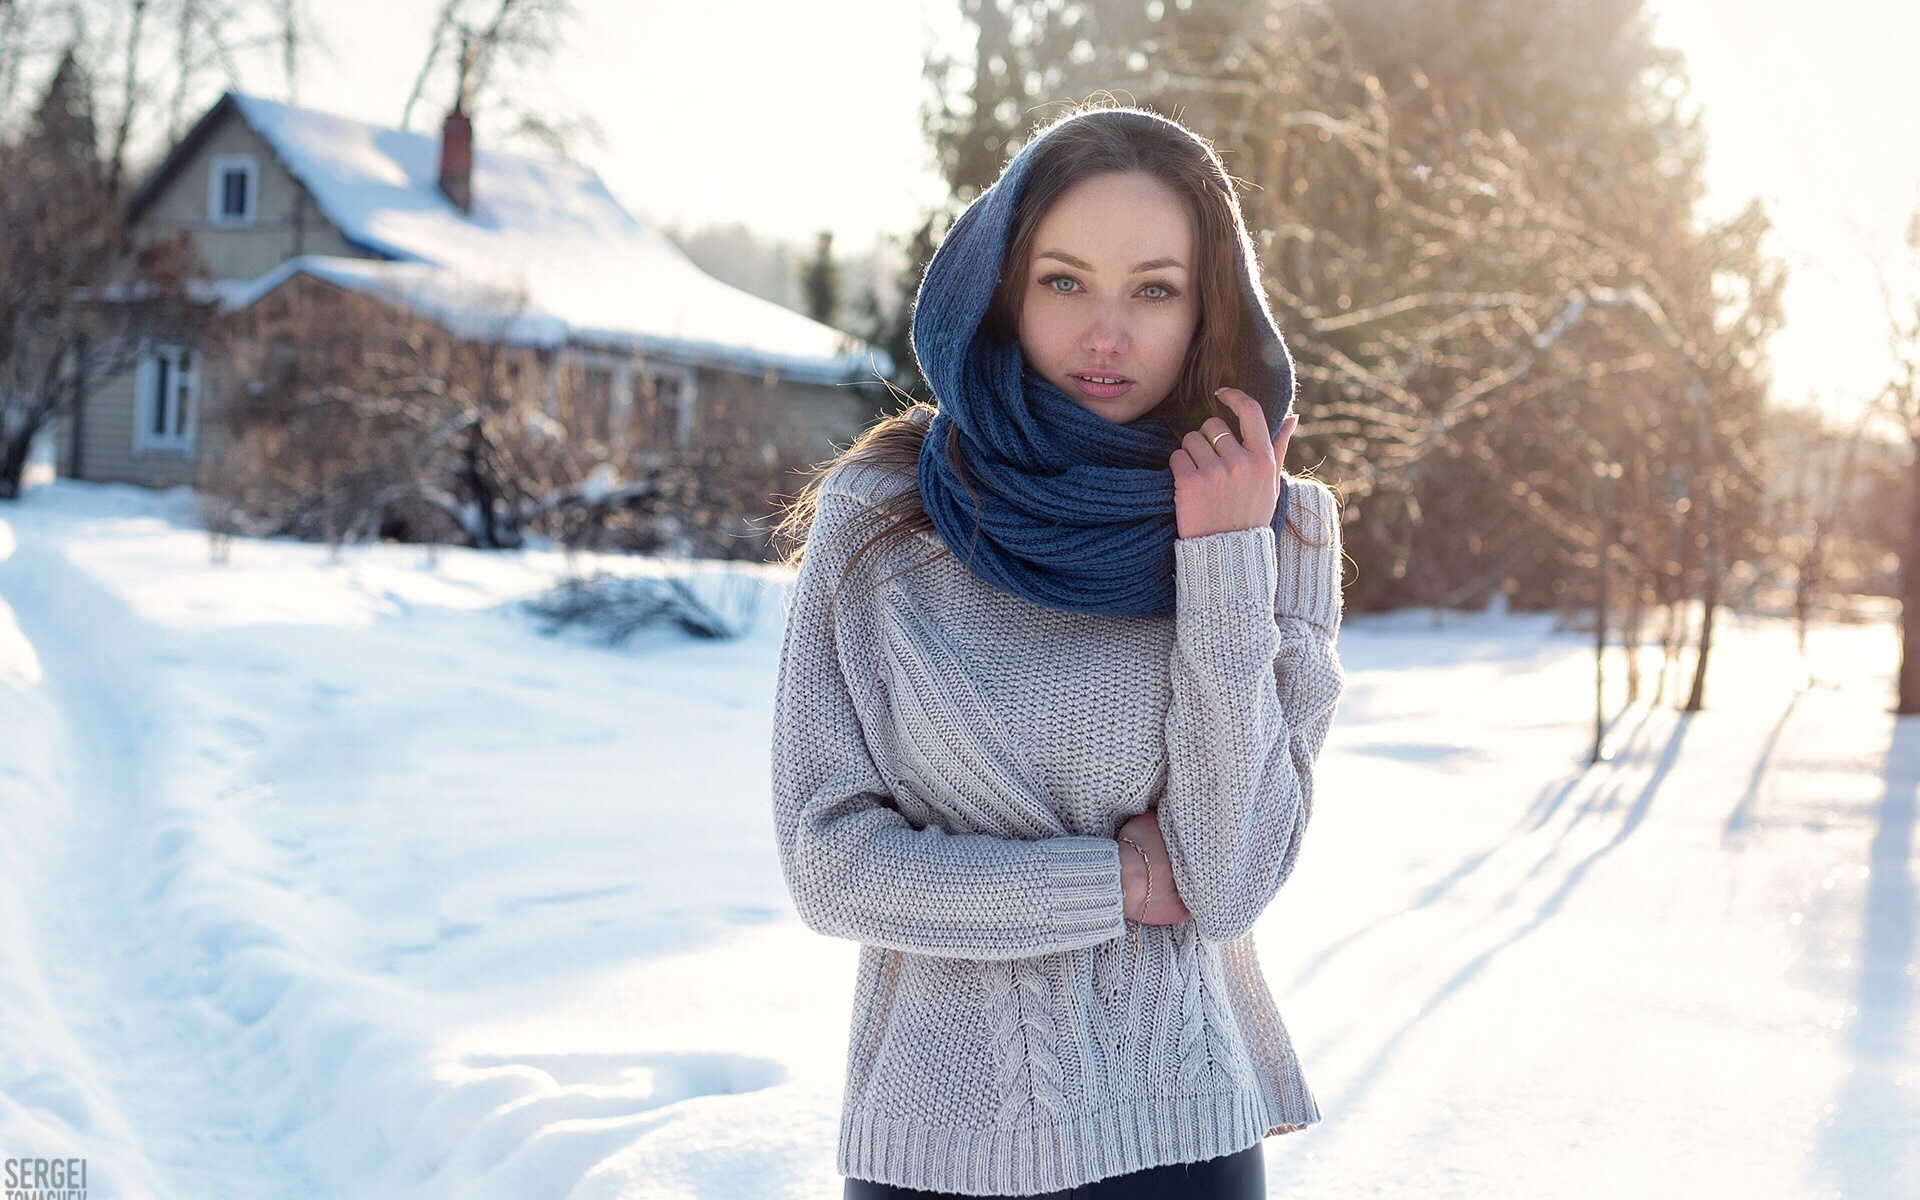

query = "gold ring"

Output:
[[1207, 430, 1233, 449]]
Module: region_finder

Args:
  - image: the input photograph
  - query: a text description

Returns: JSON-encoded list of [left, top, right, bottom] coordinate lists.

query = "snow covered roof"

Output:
[[144, 92, 885, 386], [211, 258, 574, 348]]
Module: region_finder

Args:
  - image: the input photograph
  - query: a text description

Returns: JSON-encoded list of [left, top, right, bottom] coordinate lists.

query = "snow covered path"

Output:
[[0, 480, 1915, 1199], [2, 524, 330, 1198]]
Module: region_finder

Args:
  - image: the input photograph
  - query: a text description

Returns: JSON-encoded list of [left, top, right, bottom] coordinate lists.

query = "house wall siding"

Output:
[[775, 379, 876, 455], [51, 407, 77, 478], [690, 365, 875, 460], [137, 113, 362, 280], [62, 353, 230, 489]]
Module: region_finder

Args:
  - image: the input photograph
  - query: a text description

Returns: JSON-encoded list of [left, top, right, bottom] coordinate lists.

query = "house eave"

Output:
[[220, 257, 893, 386]]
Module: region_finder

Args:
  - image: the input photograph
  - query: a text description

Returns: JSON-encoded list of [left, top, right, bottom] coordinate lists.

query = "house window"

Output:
[[648, 366, 695, 448], [580, 366, 613, 443], [135, 343, 198, 453], [207, 154, 259, 225]]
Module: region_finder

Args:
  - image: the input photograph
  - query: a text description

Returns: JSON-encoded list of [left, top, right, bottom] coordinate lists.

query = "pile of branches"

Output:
[[524, 569, 765, 643]]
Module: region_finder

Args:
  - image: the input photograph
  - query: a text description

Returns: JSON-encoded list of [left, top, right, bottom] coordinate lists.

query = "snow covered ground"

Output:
[[0, 478, 1914, 1200]]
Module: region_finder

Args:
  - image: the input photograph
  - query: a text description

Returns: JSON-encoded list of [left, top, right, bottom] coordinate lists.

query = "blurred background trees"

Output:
[[400, 0, 602, 161], [3, 0, 1911, 693], [1880, 207, 1920, 710], [880, 0, 1917, 712], [0, 46, 208, 500]]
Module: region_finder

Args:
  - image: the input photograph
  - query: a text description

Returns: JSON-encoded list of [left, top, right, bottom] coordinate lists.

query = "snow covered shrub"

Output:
[[199, 276, 827, 561]]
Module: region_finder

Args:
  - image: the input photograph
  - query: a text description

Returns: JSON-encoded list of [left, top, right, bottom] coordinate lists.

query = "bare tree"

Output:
[[0, 0, 313, 189], [1755, 402, 1884, 679], [1144, 1, 1778, 712], [914, 0, 1783, 714], [0, 0, 42, 121], [398, 0, 599, 161], [1884, 207, 1920, 711], [0, 49, 207, 499], [204, 273, 823, 560]]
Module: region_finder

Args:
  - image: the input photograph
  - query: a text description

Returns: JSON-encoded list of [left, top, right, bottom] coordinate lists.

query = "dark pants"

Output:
[[843, 1140, 1265, 1200]]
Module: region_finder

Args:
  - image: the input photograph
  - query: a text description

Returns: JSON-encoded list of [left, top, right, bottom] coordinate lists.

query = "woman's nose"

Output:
[[1083, 307, 1129, 354]]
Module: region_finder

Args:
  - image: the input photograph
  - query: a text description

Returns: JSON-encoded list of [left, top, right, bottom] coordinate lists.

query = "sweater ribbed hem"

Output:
[[838, 1086, 1315, 1196], [1039, 838, 1126, 947], [1275, 477, 1343, 633]]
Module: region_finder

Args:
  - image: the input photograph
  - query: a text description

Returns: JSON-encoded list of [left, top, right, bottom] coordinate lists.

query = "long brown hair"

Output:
[[770, 102, 1330, 607]]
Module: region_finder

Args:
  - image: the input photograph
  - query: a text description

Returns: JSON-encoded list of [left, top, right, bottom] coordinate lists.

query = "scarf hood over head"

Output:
[[909, 105, 1296, 617]]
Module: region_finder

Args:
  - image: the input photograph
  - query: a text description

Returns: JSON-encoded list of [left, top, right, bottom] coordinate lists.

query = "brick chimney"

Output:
[[438, 104, 473, 214]]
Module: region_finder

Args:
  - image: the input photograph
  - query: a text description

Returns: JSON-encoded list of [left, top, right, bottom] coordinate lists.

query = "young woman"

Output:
[[771, 103, 1346, 1199]]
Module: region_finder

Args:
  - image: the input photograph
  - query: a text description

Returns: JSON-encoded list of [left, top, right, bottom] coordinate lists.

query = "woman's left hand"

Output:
[[1117, 808, 1193, 926], [1170, 387, 1298, 539]]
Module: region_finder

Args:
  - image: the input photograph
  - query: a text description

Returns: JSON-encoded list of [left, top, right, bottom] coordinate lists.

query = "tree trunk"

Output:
[[1686, 589, 1717, 713], [1683, 385, 1722, 713], [1792, 529, 1813, 658], [1591, 534, 1610, 764], [1623, 567, 1644, 704], [0, 428, 32, 499], [464, 424, 499, 549], [1897, 432, 1920, 711], [1684, 501, 1719, 713]]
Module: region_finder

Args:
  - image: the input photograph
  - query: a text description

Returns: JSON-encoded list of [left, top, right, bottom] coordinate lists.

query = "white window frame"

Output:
[[134, 341, 199, 454], [610, 360, 635, 446], [649, 364, 697, 449], [207, 153, 259, 226], [559, 348, 624, 445]]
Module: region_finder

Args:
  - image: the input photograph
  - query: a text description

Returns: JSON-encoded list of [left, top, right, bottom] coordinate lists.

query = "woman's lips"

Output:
[[1070, 373, 1134, 400]]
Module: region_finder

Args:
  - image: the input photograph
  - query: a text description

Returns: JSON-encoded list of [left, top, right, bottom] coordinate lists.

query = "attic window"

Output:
[[208, 154, 259, 225]]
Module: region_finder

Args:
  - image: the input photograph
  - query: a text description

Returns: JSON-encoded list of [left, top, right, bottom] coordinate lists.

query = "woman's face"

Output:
[[1016, 170, 1200, 425]]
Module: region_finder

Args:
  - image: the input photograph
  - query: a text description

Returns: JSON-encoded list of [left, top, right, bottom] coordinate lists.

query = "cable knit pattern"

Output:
[[1173, 922, 1214, 1092], [986, 957, 1069, 1125], [770, 447, 1347, 1195], [1094, 929, 1125, 1006]]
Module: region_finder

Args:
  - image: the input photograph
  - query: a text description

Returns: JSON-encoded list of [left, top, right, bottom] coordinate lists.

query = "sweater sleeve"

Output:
[[770, 484, 1129, 961], [1156, 476, 1346, 945]]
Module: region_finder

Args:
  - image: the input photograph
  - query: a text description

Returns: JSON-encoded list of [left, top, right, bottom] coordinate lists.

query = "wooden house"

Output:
[[49, 91, 887, 491]]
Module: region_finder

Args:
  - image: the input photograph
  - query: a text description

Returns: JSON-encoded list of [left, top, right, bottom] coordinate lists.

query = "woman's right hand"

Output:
[[1117, 808, 1192, 925]]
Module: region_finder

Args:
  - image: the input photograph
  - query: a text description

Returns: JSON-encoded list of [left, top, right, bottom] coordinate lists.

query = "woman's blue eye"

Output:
[[1036, 275, 1179, 301]]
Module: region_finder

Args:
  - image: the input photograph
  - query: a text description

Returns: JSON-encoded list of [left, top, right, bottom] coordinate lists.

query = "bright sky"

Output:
[[1647, 0, 1920, 425], [286, 0, 957, 242], [271, 0, 1919, 424]]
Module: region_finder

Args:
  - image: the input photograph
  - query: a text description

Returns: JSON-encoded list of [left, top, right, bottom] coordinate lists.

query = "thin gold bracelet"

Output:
[[1118, 836, 1153, 954]]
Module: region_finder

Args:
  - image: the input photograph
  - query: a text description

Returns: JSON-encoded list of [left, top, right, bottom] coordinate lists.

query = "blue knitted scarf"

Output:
[[911, 107, 1297, 617]]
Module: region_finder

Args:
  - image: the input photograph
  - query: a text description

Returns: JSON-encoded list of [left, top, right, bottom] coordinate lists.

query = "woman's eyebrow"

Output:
[[1035, 250, 1190, 272], [1036, 249, 1095, 270]]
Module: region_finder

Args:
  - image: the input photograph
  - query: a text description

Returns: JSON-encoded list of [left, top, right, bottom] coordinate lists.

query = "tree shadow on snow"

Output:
[[1281, 697, 1669, 1000], [1817, 717, 1920, 1198], [1322, 708, 1692, 1119], [1719, 684, 1809, 843]]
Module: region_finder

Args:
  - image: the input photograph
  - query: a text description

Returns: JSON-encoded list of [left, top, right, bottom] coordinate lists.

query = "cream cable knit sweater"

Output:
[[771, 442, 1347, 1196]]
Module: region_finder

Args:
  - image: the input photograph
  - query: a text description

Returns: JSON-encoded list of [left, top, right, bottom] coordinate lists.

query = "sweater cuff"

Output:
[[1040, 837, 1127, 945], [1173, 524, 1279, 620], [1275, 477, 1343, 632]]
